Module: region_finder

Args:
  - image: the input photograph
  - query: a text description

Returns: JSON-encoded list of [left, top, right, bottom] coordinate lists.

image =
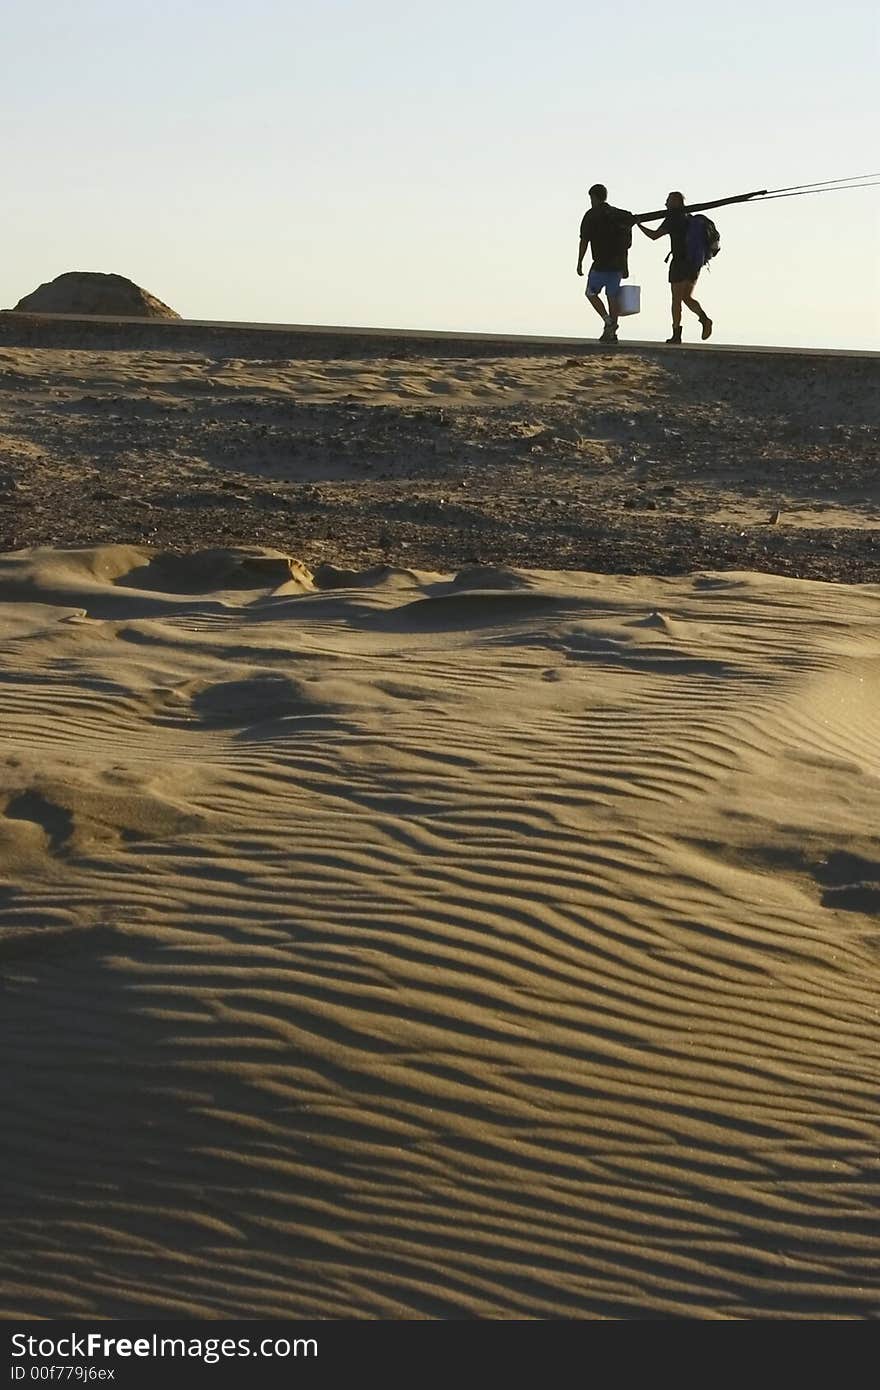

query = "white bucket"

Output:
[[617, 284, 641, 316]]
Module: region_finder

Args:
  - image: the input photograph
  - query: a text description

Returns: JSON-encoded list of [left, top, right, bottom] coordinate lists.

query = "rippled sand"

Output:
[[1, 545, 878, 1317]]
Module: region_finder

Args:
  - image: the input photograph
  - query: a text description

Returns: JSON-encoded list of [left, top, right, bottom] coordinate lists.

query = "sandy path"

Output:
[[0, 326, 877, 581]]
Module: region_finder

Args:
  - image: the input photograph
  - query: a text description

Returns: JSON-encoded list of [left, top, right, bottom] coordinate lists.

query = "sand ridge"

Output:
[[1, 545, 878, 1317]]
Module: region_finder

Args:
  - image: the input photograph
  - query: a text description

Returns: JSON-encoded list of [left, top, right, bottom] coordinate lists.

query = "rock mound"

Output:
[[13, 271, 179, 319]]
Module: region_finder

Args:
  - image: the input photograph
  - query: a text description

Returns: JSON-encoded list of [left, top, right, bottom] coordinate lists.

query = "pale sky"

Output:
[[3, 0, 878, 349]]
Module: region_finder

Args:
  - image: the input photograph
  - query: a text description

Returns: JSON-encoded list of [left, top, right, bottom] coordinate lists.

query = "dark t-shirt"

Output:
[[659, 208, 697, 279], [579, 204, 633, 274]]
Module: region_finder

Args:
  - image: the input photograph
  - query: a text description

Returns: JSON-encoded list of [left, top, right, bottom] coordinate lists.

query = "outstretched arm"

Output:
[[637, 223, 665, 240]]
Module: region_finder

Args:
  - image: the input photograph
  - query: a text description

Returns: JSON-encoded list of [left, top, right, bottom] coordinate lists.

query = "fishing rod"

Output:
[[763, 172, 880, 195], [758, 179, 880, 202], [633, 189, 766, 221], [633, 176, 879, 221]]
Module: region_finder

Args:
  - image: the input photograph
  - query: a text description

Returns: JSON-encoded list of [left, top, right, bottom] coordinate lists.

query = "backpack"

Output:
[[685, 213, 721, 269], [612, 207, 634, 252], [606, 206, 633, 275]]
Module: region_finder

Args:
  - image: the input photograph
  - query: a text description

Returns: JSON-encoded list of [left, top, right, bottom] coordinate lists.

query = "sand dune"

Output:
[[1, 545, 878, 1318]]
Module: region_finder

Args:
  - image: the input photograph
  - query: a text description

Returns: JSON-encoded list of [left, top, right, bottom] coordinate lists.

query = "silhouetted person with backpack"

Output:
[[638, 192, 713, 343], [577, 184, 634, 344]]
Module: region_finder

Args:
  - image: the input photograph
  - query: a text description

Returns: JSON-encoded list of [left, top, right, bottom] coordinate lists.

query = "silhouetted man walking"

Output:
[[637, 192, 713, 343], [577, 184, 634, 344]]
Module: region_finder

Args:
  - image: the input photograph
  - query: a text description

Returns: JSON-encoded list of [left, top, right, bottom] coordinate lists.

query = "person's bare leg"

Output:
[[683, 285, 712, 338], [600, 292, 620, 342], [667, 284, 685, 342], [586, 293, 609, 322]]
